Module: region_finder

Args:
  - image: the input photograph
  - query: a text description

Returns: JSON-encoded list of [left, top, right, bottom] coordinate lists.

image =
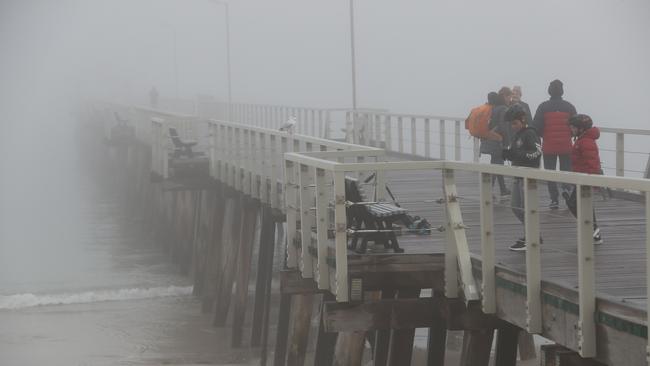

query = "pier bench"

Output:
[[169, 127, 198, 158], [345, 177, 408, 254]]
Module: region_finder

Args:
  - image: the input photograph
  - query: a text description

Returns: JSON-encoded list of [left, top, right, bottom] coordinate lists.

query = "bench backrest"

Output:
[[344, 177, 364, 203], [168, 127, 184, 148]]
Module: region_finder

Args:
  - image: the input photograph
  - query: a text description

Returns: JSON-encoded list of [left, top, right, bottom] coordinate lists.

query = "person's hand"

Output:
[[501, 148, 512, 161]]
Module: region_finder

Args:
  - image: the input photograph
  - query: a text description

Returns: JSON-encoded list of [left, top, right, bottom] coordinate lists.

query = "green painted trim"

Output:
[[496, 276, 647, 339]]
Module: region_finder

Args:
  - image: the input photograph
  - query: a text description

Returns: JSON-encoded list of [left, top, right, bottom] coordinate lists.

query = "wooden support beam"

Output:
[[426, 292, 447, 366], [494, 324, 519, 366], [517, 332, 537, 361], [459, 329, 494, 366], [333, 331, 366, 366], [213, 194, 244, 326], [200, 186, 226, 312], [286, 293, 314, 366], [540, 344, 605, 366], [386, 289, 420, 366], [324, 298, 436, 332], [281, 270, 324, 295], [314, 293, 337, 366], [273, 293, 292, 366], [258, 212, 277, 365], [373, 290, 396, 366], [251, 205, 275, 346], [231, 200, 260, 347]]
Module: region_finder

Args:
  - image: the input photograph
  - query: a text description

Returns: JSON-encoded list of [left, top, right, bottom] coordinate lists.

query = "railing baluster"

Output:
[[616, 132, 625, 176], [285, 160, 298, 269], [442, 169, 479, 301], [577, 185, 596, 357], [480, 173, 496, 313], [333, 171, 349, 302], [439, 119, 446, 159], [524, 178, 542, 333], [315, 168, 330, 289], [454, 120, 461, 161], [384, 115, 392, 151], [299, 162, 315, 278], [424, 118, 431, 159], [411, 117, 417, 155], [398, 117, 404, 153]]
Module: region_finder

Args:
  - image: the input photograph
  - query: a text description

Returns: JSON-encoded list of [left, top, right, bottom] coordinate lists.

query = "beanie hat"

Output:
[[548, 79, 564, 97], [487, 92, 499, 105]]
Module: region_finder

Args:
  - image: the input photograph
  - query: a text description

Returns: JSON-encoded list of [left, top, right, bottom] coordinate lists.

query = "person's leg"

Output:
[[565, 186, 577, 218], [490, 153, 509, 194], [509, 178, 526, 250], [511, 178, 524, 224], [558, 154, 573, 194], [543, 154, 559, 206]]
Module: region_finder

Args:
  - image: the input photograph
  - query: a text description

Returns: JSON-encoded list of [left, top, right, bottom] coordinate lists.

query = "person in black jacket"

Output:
[[502, 104, 542, 251]]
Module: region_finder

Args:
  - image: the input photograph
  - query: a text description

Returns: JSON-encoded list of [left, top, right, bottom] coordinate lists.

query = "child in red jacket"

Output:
[[562, 114, 603, 244]]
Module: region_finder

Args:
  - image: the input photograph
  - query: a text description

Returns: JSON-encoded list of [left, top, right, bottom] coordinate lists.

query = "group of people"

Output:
[[473, 79, 603, 251]]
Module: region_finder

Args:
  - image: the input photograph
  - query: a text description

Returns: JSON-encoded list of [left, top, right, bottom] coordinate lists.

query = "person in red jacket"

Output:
[[533, 79, 577, 209], [562, 114, 603, 244]]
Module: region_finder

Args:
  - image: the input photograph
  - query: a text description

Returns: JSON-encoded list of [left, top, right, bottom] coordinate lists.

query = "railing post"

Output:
[[285, 160, 298, 269], [315, 168, 330, 289], [259, 133, 268, 204], [299, 163, 315, 278], [411, 117, 417, 155], [480, 173, 496, 313], [325, 110, 332, 139], [577, 185, 596, 357], [473, 137, 480, 163], [524, 178, 542, 333], [439, 119, 446, 160], [374, 114, 381, 148], [318, 110, 324, 138], [333, 171, 349, 302], [250, 131, 259, 199], [384, 115, 392, 151], [442, 169, 479, 301], [270, 135, 279, 209], [398, 117, 404, 153], [424, 118, 431, 159], [616, 132, 625, 177], [455, 120, 461, 161]]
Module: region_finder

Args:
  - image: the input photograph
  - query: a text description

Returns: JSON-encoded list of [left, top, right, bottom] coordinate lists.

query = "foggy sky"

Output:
[[1, 0, 649, 124]]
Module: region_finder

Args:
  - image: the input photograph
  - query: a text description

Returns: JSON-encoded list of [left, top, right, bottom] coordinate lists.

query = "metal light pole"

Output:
[[173, 27, 179, 99], [349, 0, 357, 111], [209, 0, 233, 120]]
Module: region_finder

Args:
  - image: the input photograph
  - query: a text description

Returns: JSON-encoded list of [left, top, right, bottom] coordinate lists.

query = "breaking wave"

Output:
[[0, 285, 193, 310]]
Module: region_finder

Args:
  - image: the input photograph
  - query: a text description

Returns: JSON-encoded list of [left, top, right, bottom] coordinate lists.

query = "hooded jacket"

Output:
[[532, 96, 577, 155], [507, 126, 542, 168], [479, 104, 511, 156], [571, 127, 601, 174]]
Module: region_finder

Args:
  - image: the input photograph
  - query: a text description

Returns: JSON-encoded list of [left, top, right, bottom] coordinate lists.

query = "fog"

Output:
[[0, 0, 647, 286]]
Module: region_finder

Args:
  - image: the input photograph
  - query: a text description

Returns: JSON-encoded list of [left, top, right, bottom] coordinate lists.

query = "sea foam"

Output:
[[0, 285, 193, 310]]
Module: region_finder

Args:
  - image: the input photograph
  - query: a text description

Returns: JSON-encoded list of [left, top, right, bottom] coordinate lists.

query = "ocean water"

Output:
[[0, 118, 255, 365]]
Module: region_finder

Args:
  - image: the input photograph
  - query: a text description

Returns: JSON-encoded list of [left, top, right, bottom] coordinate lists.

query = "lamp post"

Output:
[[349, 0, 357, 111], [208, 0, 233, 120]]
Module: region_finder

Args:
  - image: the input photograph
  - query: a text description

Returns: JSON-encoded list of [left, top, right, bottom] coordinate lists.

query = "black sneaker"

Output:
[[514, 236, 543, 246], [501, 188, 511, 196], [593, 227, 603, 245], [509, 240, 526, 251], [549, 200, 559, 210]]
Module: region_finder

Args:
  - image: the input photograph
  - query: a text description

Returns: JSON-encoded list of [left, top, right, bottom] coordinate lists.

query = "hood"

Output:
[[581, 127, 600, 140]]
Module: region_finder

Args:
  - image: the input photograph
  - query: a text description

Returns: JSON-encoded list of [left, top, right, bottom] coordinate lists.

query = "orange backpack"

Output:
[[465, 104, 501, 141]]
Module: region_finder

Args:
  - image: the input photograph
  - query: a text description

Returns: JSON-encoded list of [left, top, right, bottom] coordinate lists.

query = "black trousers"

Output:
[[564, 186, 598, 230], [543, 154, 571, 202]]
